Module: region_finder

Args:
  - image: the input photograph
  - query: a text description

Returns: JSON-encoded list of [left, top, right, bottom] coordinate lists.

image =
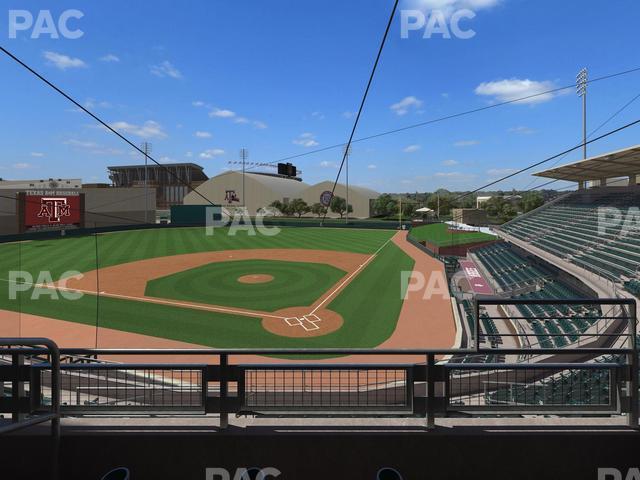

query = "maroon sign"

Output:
[[459, 260, 493, 295]]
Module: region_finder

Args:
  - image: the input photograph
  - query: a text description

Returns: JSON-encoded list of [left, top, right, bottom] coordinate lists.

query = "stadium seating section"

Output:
[[499, 189, 640, 288], [473, 243, 552, 290], [472, 242, 601, 349]]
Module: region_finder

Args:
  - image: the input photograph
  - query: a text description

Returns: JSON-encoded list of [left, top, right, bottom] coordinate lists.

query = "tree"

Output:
[[289, 198, 310, 217], [310, 202, 327, 217], [521, 191, 544, 213], [268, 200, 285, 216], [426, 190, 455, 216], [373, 194, 397, 217], [483, 196, 506, 217], [402, 202, 416, 218], [500, 203, 518, 222], [330, 196, 352, 218]]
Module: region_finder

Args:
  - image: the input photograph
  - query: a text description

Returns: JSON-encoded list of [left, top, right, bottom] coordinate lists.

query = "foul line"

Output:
[[309, 234, 394, 315], [1, 278, 287, 321]]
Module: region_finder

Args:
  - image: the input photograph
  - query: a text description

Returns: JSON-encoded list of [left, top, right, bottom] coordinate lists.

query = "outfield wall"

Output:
[[418, 238, 501, 257]]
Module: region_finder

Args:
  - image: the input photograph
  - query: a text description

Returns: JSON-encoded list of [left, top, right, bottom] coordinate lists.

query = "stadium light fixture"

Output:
[[577, 68, 588, 159]]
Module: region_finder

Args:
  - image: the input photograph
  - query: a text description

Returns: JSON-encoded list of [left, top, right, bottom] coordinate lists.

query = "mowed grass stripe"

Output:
[[145, 259, 346, 312]]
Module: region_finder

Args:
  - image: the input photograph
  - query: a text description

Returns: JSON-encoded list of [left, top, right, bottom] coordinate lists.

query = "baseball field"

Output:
[[410, 223, 496, 246], [0, 226, 456, 352]]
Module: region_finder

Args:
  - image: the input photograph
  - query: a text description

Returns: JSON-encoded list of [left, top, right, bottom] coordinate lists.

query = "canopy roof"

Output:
[[533, 145, 640, 182]]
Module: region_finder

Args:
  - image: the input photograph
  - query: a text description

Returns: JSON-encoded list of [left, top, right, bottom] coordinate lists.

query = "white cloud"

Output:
[[403, 144, 421, 153], [84, 98, 111, 109], [320, 161, 337, 168], [100, 54, 120, 63], [64, 139, 124, 156], [454, 140, 479, 147], [109, 120, 167, 139], [30, 152, 44, 158], [367, 164, 377, 169], [64, 139, 100, 149], [43, 51, 86, 70], [293, 133, 319, 148], [475, 78, 560, 104], [199, 148, 225, 159], [204, 105, 265, 129], [194, 131, 212, 138], [431, 171, 477, 183], [487, 168, 518, 176], [508, 125, 536, 135], [186, 151, 193, 158], [209, 108, 236, 118], [441, 159, 459, 166], [150, 60, 183, 79], [411, 0, 501, 17], [311, 111, 325, 120], [13, 162, 32, 169], [390, 96, 423, 116], [342, 111, 355, 119]]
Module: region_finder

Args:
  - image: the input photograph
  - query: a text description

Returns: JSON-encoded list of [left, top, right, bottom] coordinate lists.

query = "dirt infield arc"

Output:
[[59, 249, 371, 338]]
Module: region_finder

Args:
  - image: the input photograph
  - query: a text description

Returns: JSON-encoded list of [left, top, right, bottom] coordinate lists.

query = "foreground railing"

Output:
[[1, 346, 637, 431], [0, 299, 637, 431]]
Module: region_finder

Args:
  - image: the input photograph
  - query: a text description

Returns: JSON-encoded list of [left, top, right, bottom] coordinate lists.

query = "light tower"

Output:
[[343, 144, 352, 223], [141, 142, 152, 223], [240, 148, 249, 208], [576, 68, 588, 159]]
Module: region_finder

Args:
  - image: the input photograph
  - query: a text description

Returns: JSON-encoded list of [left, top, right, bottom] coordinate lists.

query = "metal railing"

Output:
[[0, 300, 637, 433], [0, 338, 60, 480]]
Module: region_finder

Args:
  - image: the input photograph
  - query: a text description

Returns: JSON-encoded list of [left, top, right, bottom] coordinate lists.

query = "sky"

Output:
[[0, 0, 639, 193]]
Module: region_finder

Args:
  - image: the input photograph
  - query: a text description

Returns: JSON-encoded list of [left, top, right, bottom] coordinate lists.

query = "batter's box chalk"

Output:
[[284, 317, 302, 327], [304, 314, 322, 323], [301, 322, 321, 331]]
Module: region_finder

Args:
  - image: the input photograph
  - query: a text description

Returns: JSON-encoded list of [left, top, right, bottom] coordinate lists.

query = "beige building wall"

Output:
[[302, 181, 377, 218], [183, 171, 379, 218], [183, 171, 309, 214]]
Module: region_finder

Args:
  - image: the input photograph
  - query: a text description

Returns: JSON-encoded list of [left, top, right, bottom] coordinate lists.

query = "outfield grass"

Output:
[[409, 223, 496, 247], [0, 238, 413, 349], [145, 259, 346, 312], [0, 226, 394, 281]]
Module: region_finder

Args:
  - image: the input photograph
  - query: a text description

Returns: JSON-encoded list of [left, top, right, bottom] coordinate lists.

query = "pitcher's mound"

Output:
[[237, 274, 274, 284], [262, 307, 343, 338]]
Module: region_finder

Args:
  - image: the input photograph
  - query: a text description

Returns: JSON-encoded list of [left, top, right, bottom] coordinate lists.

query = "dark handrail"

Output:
[[0, 338, 60, 480]]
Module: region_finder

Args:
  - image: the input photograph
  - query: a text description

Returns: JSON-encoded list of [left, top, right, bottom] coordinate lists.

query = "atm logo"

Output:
[[37, 197, 71, 223]]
